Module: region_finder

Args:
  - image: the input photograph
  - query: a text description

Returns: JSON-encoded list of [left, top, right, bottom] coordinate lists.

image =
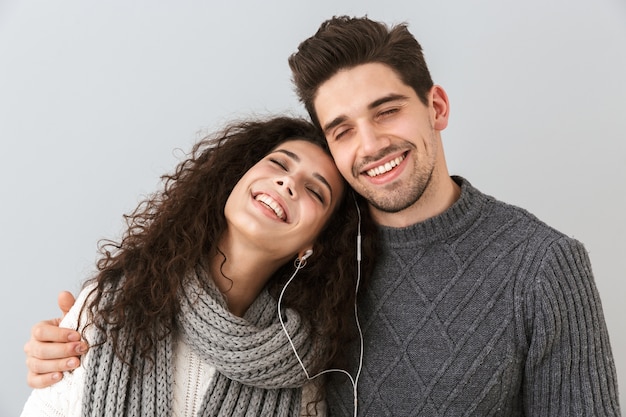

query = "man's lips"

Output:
[[361, 152, 407, 178]]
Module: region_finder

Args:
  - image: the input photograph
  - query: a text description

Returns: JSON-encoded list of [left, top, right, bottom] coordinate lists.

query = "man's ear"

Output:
[[430, 85, 450, 131]]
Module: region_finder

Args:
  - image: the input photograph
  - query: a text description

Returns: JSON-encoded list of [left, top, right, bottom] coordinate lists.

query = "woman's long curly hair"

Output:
[[81, 116, 376, 374]]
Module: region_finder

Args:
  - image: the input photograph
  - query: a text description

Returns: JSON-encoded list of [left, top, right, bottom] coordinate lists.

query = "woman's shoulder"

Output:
[[59, 283, 97, 331]]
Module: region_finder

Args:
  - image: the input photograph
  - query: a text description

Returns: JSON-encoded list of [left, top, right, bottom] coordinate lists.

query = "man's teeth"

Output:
[[255, 194, 286, 220], [366, 155, 405, 177]]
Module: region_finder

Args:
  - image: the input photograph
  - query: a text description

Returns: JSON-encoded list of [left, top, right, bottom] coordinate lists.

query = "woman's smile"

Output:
[[253, 192, 288, 222]]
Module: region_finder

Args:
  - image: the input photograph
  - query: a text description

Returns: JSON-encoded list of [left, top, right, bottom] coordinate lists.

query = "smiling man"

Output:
[[314, 62, 457, 227], [288, 15, 621, 417]]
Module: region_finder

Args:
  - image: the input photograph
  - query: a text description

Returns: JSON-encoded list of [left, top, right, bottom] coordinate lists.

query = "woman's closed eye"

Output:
[[307, 186, 325, 204], [270, 158, 288, 170]]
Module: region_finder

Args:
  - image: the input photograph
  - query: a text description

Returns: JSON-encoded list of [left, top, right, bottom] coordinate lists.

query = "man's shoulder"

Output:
[[463, 178, 578, 247]]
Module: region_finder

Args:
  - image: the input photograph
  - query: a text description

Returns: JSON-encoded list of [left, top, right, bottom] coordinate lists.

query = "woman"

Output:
[[21, 116, 372, 416]]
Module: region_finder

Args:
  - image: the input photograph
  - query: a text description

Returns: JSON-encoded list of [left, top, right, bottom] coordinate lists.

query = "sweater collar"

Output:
[[375, 176, 487, 247]]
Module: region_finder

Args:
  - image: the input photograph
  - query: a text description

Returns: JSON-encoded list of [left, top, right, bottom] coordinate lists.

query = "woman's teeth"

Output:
[[255, 194, 286, 220]]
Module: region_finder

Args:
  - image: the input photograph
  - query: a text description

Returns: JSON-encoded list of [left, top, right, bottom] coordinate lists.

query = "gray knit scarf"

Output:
[[81, 266, 315, 416]]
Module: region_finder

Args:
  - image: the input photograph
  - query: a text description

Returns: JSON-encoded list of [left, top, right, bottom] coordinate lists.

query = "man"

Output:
[[25, 16, 621, 416]]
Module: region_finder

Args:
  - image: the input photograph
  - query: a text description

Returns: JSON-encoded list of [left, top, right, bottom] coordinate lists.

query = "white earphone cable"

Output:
[[278, 195, 363, 417]]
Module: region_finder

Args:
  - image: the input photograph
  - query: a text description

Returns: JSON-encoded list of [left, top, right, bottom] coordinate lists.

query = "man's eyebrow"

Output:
[[321, 93, 410, 135], [322, 116, 347, 136], [368, 93, 410, 110], [274, 149, 333, 198]]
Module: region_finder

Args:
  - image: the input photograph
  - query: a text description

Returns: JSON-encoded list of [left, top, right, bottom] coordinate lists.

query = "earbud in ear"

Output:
[[301, 249, 313, 261]]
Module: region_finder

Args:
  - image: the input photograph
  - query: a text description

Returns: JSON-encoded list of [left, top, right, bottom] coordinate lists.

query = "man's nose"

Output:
[[357, 122, 390, 157]]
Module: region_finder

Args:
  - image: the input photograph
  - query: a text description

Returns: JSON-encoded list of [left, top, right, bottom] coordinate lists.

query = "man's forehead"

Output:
[[314, 64, 413, 126]]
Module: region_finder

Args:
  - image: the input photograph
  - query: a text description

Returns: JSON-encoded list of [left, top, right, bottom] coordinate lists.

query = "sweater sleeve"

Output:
[[523, 237, 621, 416], [20, 287, 93, 417]]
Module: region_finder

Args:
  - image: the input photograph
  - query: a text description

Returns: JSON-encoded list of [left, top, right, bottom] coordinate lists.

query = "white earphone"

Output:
[[278, 193, 363, 417]]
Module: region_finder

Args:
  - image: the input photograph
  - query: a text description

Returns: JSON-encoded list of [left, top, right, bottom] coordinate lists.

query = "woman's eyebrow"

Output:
[[274, 149, 333, 199], [275, 148, 300, 162]]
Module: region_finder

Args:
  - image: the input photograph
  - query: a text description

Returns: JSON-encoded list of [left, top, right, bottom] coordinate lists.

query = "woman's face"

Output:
[[224, 139, 344, 261]]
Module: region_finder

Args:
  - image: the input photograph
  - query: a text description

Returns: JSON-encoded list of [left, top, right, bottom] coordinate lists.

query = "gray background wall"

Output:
[[1, 1, 624, 415]]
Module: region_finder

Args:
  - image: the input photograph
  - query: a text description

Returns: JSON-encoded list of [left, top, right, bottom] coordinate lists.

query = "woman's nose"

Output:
[[275, 177, 297, 197]]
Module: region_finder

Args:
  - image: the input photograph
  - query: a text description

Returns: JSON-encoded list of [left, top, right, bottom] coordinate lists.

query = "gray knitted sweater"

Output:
[[326, 177, 621, 416]]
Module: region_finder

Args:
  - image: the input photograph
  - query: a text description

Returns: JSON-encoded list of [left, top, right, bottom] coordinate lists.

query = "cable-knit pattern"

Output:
[[326, 176, 621, 416]]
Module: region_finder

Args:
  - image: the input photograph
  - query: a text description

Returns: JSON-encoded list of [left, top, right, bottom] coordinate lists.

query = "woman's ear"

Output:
[[299, 248, 314, 262]]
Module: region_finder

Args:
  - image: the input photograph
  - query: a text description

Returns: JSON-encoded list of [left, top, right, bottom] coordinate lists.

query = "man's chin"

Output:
[[364, 192, 421, 214]]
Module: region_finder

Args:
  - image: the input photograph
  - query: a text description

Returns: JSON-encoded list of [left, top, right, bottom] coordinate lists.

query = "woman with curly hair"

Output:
[[21, 116, 374, 417]]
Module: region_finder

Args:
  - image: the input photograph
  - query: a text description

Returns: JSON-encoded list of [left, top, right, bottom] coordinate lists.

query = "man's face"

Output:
[[313, 62, 449, 226]]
